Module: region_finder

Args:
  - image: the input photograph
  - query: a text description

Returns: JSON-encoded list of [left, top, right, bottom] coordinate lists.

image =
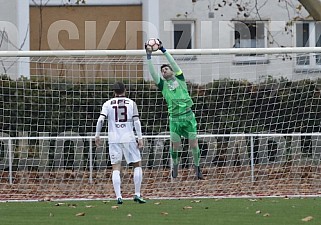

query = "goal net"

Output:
[[0, 48, 320, 200]]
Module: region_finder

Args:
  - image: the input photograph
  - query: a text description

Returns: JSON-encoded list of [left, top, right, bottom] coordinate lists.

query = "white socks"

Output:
[[134, 167, 143, 197], [112, 167, 143, 199], [112, 170, 121, 199]]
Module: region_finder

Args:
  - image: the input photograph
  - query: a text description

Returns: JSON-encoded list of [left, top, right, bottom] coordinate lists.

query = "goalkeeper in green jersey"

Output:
[[145, 39, 204, 180]]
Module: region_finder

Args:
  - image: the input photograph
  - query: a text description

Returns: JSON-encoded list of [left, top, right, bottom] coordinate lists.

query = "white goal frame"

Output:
[[0, 47, 321, 201]]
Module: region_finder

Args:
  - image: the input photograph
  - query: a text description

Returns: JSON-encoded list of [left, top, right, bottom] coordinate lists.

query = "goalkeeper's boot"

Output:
[[172, 164, 178, 178], [117, 198, 123, 204], [195, 166, 204, 180], [133, 195, 146, 204]]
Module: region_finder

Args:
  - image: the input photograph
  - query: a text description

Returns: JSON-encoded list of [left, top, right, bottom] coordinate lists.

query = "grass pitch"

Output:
[[1, 197, 320, 225]]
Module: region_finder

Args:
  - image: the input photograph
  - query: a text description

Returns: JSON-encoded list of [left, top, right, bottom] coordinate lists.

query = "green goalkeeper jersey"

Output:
[[147, 51, 193, 117], [157, 74, 193, 117]]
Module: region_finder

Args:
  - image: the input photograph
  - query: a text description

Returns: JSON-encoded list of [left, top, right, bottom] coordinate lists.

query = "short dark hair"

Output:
[[160, 64, 173, 72], [112, 82, 126, 95]]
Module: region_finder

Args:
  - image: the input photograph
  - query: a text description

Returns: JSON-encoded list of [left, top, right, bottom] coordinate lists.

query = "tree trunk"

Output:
[[298, 0, 321, 20]]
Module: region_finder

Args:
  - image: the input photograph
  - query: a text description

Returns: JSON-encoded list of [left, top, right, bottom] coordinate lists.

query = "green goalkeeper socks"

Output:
[[170, 148, 179, 165], [170, 147, 200, 166], [191, 147, 200, 166]]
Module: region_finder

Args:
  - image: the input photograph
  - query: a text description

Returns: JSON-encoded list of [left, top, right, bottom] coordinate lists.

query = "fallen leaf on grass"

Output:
[[54, 203, 65, 206], [68, 203, 77, 208], [302, 216, 313, 222], [43, 197, 51, 202], [75, 212, 85, 217]]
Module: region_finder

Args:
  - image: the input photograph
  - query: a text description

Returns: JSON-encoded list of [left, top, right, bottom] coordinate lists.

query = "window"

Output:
[[295, 22, 321, 68], [233, 21, 268, 64], [234, 21, 265, 48], [172, 21, 194, 49]]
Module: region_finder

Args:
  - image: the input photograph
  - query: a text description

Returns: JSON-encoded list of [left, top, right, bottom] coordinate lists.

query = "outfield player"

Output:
[[95, 82, 146, 204], [145, 40, 204, 180]]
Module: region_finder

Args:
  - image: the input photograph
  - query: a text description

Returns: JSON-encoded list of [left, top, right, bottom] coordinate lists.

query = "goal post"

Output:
[[0, 48, 321, 200]]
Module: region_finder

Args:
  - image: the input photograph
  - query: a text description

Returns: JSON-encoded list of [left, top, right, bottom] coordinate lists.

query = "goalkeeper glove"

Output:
[[145, 43, 152, 60], [157, 39, 166, 53]]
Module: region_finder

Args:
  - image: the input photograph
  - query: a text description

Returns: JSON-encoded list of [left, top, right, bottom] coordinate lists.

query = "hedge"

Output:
[[0, 75, 320, 137]]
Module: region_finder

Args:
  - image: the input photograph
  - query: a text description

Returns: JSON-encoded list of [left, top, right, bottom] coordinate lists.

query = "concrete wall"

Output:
[[29, 4, 143, 81], [30, 5, 142, 50], [30, 0, 142, 6]]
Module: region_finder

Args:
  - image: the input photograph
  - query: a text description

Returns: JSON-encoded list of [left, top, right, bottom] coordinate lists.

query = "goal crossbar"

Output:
[[1, 47, 321, 57]]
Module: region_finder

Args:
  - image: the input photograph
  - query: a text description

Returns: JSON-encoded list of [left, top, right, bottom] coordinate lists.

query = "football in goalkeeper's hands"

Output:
[[145, 38, 160, 52]]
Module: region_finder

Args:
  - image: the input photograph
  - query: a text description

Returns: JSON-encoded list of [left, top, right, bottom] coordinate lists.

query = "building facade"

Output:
[[0, 0, 320, 82]]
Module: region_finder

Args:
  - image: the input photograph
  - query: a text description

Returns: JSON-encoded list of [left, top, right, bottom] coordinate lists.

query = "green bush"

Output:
[[0, 76, 320, 137]]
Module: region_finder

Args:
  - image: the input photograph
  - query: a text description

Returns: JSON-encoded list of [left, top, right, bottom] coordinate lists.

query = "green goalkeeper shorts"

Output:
[[169, 111, 198, 143]]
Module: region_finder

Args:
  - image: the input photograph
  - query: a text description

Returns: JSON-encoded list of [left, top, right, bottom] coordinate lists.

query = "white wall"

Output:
[[158, 0, 309, 49], [155, 0, 313, 83], [0, 0, 30, 79]]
